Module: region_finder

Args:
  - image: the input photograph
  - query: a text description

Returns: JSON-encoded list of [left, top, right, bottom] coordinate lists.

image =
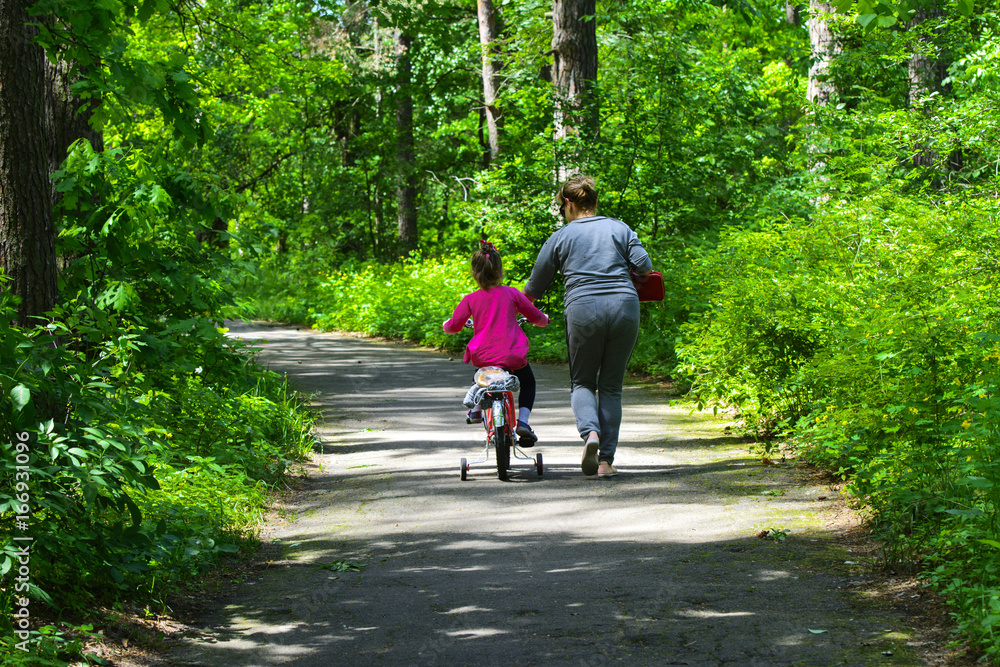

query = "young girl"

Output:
[[443, 240, 550, 443]]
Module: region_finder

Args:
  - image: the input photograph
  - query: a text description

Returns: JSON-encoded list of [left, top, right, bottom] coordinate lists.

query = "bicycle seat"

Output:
[[474, 366, 510, 387]]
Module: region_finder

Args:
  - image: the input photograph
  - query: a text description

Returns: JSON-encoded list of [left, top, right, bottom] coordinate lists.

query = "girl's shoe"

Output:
[[466, 409, 482, 424], [581, 435, 599, 476], [516, 421, 537, 446]]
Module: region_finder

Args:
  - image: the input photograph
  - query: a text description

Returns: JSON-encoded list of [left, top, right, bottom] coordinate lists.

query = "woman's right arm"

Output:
[[523, 236, 559, 301]]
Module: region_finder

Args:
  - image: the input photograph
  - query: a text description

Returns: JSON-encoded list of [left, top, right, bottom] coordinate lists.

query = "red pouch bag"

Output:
[[631, 271, 665, 302]]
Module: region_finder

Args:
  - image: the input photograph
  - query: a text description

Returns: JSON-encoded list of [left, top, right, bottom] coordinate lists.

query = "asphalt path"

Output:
[[161, 322, 940, 666]]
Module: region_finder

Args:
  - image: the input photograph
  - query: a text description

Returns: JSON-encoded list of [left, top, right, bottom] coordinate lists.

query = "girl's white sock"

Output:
[[518, 407, 530, 424]]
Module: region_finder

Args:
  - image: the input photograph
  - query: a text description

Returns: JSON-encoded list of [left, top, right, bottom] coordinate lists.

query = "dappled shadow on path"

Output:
[[172, 525, 909, 667], [174, 324, 922, 666]]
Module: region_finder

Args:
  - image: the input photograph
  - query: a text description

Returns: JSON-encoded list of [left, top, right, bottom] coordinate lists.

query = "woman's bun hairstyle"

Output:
[[558, 174, 598, 211]]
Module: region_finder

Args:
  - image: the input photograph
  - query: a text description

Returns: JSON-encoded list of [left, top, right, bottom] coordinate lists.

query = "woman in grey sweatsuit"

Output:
[[523, 175, 653, 477]]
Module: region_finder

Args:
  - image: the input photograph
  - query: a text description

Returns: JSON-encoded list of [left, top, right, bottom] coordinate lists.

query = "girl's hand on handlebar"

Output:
[[518, 315, 550, 327]]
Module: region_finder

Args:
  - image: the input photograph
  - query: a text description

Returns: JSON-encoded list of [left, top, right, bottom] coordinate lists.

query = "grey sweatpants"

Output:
[[564, 293, 641, 464]]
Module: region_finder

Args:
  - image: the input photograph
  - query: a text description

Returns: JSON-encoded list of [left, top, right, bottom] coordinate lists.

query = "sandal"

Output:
[[581, 435, 599, 476], [597, 462, 618, 478]]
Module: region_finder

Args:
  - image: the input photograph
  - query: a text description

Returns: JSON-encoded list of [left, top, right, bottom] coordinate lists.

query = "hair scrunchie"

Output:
[[479, 239, 497, 254]]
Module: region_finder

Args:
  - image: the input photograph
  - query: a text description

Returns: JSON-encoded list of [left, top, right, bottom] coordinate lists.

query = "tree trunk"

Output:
[[806, 0, 838, 105], [785, 0, 800, 25], [907, 1, 949, 169], [477, 0, 502, 167], [552, 0, 598, 180], [45, 59, 104, 187], [0, 0, 57, 325], [395, 29, 417, 255], [907, 2, 945, 105]]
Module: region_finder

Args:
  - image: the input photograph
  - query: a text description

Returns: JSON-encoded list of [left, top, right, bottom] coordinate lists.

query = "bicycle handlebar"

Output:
[[465, 316, 534, 329]]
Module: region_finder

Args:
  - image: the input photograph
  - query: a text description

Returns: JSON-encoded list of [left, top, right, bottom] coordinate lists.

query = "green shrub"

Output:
[[675, 189, 1000, 657], [0, 292, 316, 662]]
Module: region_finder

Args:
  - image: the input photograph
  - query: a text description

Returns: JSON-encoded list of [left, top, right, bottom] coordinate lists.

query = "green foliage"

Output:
[[832, 0, 975, 32], [319, 560, 366, 572], [0, 114, 313, 624], [2, 4, 318, 647], [675, 188, 1000, 656], [592, 5, 805, 233], [305, 255, 541, 354], [31, 0, 209, 145], [0, 624, 102, 667], [762, 528, 791, 542], [0, 291, 316, 608]]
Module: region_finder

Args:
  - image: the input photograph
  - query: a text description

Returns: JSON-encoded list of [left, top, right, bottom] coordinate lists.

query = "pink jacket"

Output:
[[443, 286, 548, 369]]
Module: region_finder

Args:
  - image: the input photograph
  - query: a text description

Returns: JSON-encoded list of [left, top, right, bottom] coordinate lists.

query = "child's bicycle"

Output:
[[460, 366, 543, 481], [458, 317, 543, 481]]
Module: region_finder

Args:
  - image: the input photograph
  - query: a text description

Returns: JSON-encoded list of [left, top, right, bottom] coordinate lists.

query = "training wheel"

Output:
[[535, 453, 543, 477], [460, 457, 468, 481]]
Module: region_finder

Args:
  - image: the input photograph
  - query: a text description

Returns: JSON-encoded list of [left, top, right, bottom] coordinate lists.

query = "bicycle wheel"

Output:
[[535, 453, 543, 477], [495, 431, 510, 481]]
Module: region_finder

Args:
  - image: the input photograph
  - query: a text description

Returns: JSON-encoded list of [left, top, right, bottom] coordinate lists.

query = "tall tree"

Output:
[[906, 0, 949, 169], [477, 0, 503, 167], [395, 28, 418, 254], [786, 0, 801, 25], [907, 1, 945, 105], [44, 59, 104, 193], [0, 0, 58, 324], [807, 0, 839, 104], [552, 0, 598, 179]]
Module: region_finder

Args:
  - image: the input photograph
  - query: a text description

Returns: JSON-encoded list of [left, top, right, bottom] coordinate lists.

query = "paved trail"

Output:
[[163, 322, 939, 666]]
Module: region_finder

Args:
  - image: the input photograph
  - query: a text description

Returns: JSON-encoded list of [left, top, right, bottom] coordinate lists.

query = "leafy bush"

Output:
[[0, 307, 314, 584], [310, 255, 475, 348], [675, 189, 1000, 656], [0, 624, 101, 667], [0, 290, 315, 664]]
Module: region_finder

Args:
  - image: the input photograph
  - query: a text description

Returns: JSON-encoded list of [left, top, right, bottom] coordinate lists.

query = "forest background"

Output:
[[2, 0, 1000, 663]]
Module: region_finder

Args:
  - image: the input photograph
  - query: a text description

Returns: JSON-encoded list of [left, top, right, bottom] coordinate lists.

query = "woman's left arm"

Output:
[[627, 231, 653, 275]]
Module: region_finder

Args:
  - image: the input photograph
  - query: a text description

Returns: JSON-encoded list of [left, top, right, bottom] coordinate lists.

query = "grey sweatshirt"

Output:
[[523, 215, 653, 306]]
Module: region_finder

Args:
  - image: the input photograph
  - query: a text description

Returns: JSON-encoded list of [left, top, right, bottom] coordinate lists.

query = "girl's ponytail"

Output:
[[471, 240, 503, 289]]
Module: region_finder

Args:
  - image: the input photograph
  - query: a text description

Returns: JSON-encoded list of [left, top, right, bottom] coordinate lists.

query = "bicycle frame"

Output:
[[460, 384, 542, 481], [483, 389, 517, 444], [458, 363, 543, 481]]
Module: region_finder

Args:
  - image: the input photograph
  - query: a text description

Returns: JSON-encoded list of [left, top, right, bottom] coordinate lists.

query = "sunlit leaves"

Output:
[[832, 0, 974, 33]]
